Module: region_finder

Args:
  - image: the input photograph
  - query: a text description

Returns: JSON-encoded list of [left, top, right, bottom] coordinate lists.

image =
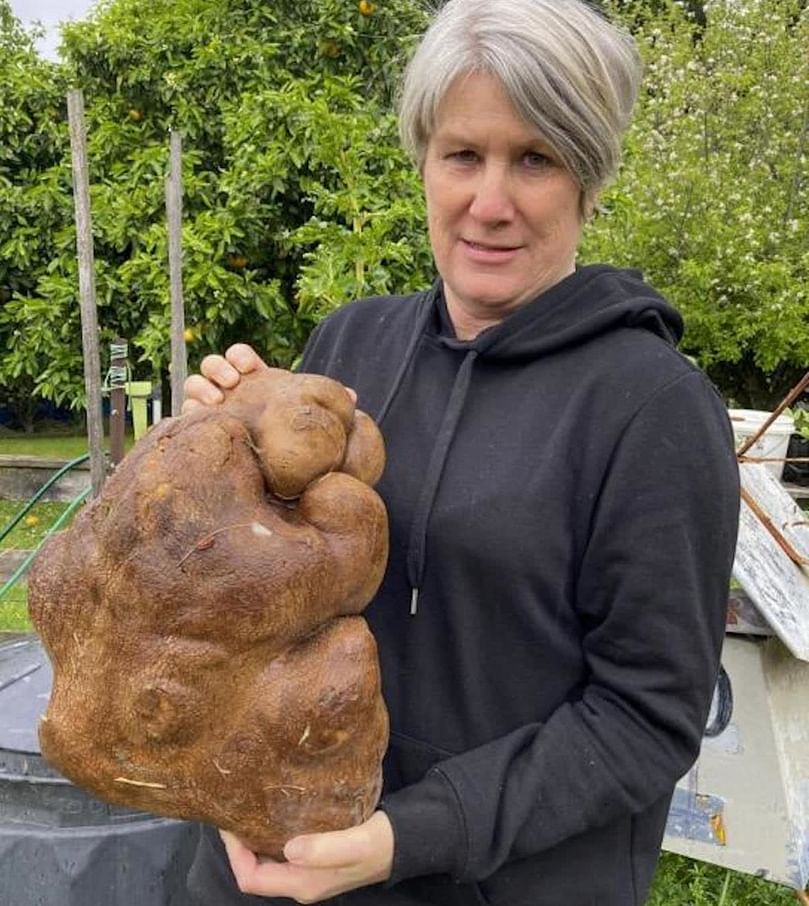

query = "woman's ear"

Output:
[[581, 189, 600, 222]]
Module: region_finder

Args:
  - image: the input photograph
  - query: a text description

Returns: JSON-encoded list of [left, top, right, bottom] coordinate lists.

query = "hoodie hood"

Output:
[[437, 264, 684, 360], [373, 264, 685, 614]]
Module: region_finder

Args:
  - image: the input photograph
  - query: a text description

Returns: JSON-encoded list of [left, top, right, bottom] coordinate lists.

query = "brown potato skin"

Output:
[[28, 369, 389, 858]]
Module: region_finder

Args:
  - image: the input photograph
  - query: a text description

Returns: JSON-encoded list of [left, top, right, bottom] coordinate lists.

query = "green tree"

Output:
[[586, 0, 809, 406], [2, 0, 431, 410], [0, 1, 72, 424], [2, 0, 807, 412]]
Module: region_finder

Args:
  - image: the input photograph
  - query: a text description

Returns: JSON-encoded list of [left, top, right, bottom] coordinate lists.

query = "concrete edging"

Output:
[[0, 456, 90, 503]]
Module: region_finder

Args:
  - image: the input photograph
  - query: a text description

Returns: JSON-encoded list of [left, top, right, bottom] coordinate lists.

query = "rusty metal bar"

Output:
[[736, 371, 809, 457], [740, 486, 809, 567]]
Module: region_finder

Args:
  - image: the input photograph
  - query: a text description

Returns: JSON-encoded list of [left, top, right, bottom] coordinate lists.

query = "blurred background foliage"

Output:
[[0, 0, 806, 416]]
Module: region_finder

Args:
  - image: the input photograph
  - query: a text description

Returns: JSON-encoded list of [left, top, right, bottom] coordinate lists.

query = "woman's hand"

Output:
[[182, 343, 268, 414], [182, 342, 357, 414], [220, 811, 394, 904]]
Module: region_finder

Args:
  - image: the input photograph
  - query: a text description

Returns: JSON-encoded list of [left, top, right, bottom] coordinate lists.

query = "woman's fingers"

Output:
[[183, 373, 225, 407], [284, 812, 393, 875], [183, 345, 356, 421], [180, 397, 203, 415], [182, 345, 267, 413], [219, 815, 393, 902], [220, 830, 260, 877], [200, 354, 242, 389], [225, 343, 267, 374]]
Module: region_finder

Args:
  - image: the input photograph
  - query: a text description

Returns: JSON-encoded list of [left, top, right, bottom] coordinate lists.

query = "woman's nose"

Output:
[[468, 165, 515, 224]]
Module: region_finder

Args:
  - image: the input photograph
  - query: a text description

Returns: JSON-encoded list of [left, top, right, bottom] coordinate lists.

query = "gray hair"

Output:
[[398, 0, 642, 198]]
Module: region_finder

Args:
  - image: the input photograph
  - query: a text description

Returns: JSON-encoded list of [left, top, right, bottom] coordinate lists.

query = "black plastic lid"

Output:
[[0, 633, 49, 756], [0, 633, 145, 825]]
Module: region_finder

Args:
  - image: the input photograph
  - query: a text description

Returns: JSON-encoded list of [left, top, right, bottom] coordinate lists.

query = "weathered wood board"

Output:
[[732, 463, 809, 662], [665, 635, 809, 889]]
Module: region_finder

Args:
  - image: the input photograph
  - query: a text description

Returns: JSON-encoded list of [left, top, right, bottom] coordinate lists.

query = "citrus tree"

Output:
[[0, 1, 71, 426], [2, 0, 431, 410]]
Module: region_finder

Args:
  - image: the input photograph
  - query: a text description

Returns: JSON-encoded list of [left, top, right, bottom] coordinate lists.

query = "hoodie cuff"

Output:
[[378, 768, 467, 885]]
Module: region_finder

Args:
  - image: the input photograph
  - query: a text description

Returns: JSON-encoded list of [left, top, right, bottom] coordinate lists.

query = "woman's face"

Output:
[[422, 72, 584, 336]]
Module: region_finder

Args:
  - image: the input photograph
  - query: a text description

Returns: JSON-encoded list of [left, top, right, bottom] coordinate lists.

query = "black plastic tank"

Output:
[[0, 633, 199, 905]]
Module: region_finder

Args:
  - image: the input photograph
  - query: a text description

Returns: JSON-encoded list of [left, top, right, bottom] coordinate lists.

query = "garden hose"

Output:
[[0, 454, 90, 546], [0, 486, 91, 602]]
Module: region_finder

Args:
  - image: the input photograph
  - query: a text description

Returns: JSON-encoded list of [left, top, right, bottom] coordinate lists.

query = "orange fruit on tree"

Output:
[[128, 109, 143, 122], [227, 255, 249, 269], [359, 0, 377, 15]]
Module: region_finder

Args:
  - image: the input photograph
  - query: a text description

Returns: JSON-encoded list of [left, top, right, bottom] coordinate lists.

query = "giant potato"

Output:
[[28, 368, 389, 857]]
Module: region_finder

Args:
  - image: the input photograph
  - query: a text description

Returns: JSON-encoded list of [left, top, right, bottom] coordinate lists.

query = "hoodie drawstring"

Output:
[[406, 348, 478, 615], [375, 283, 440, 427]]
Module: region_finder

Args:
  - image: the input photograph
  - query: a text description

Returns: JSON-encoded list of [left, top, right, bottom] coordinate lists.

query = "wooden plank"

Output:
[[784, 483, 809, 501], [67, 89, 105, 498], [733, 463, 809, 662], [166, 129, 186, 416], [742, 464, 809, 563]]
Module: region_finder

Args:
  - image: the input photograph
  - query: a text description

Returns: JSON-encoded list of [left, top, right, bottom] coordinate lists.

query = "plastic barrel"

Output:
[[0, 634, 199, 905], [728, 408, 794, 479]]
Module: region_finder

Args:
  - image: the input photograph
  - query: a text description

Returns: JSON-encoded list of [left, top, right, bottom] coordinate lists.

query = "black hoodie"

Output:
[[187, 265, 740, 906]]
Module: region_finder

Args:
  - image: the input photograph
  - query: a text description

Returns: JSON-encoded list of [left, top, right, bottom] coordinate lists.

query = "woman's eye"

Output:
[[523, 151, 551, 169], [448, 149, 478, 163]]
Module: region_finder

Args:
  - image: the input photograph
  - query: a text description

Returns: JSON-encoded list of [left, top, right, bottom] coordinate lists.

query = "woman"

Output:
[[184, 1, 740, 903]]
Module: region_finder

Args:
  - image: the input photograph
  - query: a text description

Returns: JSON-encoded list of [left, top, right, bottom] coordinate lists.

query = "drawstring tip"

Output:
[[410, 587, 419, 616]]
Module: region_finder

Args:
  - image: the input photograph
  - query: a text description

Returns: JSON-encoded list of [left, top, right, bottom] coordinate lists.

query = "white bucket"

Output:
[[729, 409, 794, 480]]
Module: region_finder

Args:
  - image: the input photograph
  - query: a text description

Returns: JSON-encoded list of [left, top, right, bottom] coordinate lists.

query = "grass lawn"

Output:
[[0, 500, 73, 550], [0, 429, 135, 459], [1, 499, 76, 632], [0, 434, 92, 459], [0, 582, 30, 631]]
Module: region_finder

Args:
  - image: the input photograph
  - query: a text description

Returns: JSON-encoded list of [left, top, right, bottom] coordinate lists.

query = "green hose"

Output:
[[0, 485, 91, 602], [0, 454, 90, 546]]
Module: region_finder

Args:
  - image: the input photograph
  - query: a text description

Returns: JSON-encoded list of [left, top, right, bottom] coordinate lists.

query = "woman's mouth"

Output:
[[461, 239, 522, 263]]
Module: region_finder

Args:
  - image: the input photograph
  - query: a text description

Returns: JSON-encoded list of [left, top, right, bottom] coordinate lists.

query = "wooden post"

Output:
[[109, 338, 127, 467], [166, 129, 186, 416], [67, 89, 105, 498]]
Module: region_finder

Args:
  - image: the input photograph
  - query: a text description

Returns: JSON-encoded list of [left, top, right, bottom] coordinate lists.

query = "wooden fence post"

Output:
[[67, 89, 105, 498], [166, 129, 186, 416]]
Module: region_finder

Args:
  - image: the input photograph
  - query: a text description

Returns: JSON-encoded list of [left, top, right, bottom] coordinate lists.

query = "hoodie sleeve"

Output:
[[379, 370, 740, 883]]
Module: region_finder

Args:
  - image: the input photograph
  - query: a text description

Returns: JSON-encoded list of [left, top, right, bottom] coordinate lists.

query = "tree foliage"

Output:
[[0, 0, 430, 409], [0, 0, 807, 411], [0, 1, 71, 421], [587, 0, 809, 405]]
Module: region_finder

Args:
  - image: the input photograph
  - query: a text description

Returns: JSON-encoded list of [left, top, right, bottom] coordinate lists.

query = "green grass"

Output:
[[0, 428, 135, 458], [649, 853, 798, 904], [0, 434, 91, 459], [1, 499, 76, 633], [0, 499, 73, 550], [0, 582, 30, 631]]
